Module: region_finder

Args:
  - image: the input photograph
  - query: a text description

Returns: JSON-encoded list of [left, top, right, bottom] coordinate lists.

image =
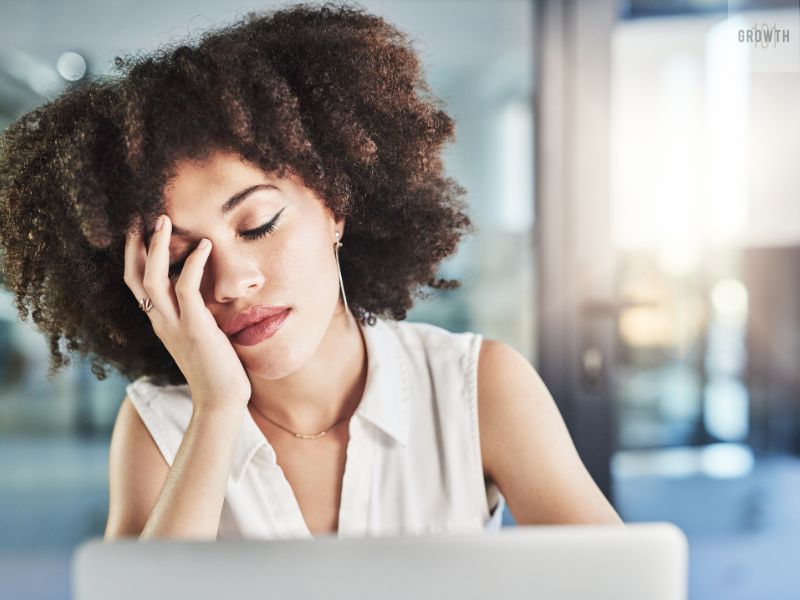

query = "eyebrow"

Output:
[[169, 184, 278, 238]]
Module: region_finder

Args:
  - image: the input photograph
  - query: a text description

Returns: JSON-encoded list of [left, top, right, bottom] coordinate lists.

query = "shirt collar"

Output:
[[352, 317, 410, 447], [230, 317, 410, 482]]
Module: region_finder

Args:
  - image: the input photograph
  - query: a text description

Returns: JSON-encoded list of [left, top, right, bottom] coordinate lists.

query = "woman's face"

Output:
[[161, 149, 345, 380]]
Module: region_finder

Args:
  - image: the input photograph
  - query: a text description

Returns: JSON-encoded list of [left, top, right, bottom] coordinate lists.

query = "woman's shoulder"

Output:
[[124, 376, 193, 432], [126, 374, 191, 404], [380, 317, 484, 375], [375, 317, 483, 397], [381, 317, 482, 354], [123, 375, 194, 464]]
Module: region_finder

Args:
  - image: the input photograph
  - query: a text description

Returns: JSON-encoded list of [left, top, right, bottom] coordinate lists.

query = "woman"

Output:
[[0, 3, 621, 540]]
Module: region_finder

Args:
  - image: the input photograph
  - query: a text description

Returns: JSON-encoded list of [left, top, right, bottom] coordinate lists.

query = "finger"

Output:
[[141, 214, 179, 320], [123, 214, 148, 301], [174, 237, 212, 317]]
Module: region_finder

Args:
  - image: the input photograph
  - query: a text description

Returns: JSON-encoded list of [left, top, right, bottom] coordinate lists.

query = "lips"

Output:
[[224, 305, 291, 336], [230, 308, 291, 346]]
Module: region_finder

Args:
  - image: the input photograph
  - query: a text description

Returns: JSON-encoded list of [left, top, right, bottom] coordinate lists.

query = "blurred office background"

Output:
[[0, 0, 798, 599]]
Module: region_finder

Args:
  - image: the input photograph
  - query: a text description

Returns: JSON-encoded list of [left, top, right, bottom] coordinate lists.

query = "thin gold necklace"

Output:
[[249, 402, 352, 440]]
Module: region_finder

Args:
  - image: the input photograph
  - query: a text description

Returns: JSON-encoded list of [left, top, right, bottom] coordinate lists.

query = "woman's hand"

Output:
[[124, 213, 252, 413]]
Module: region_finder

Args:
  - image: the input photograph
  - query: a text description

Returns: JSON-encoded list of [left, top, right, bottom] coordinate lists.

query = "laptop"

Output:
[[73, 522, 688, 600]]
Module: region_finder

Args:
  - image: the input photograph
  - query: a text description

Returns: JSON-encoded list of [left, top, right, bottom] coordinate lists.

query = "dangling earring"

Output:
[[334, 231, 350, 315]]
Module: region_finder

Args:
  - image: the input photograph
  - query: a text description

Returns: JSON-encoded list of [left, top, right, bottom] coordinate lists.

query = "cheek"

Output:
[[279, 222, 337, 286]]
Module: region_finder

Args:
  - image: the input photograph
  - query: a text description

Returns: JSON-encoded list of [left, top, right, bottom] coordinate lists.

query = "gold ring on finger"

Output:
[[138, 297, 155, 313]]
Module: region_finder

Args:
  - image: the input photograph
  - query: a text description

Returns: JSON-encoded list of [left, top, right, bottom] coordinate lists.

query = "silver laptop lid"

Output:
[[73, 522, 687, 600]]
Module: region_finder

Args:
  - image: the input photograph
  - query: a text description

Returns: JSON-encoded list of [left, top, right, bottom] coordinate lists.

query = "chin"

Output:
[[237, 320, 320, 381], [240, 343, 306, 380]]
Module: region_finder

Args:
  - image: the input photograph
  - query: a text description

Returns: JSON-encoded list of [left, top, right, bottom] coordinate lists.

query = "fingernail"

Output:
[[199, 238, 210, 250], [154, 215, 164, 231]]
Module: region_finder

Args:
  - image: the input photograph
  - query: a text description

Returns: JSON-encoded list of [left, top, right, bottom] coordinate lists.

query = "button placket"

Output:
[[336, 415, 376, 538]]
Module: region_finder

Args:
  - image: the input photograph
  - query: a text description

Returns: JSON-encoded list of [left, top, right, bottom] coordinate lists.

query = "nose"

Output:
[[207, 245, 266, 303]]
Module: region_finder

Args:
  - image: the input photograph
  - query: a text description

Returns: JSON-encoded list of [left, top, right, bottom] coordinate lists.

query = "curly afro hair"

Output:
[[0, 2, 474, 386]]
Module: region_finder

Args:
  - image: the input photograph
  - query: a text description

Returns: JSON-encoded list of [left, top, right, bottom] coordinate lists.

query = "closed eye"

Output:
[[167, 206, 286, 279], [240, 206, 285, 240]]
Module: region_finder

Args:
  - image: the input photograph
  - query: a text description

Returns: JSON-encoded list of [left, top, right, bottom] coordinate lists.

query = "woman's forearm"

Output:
[[139, 403, 246, 540]]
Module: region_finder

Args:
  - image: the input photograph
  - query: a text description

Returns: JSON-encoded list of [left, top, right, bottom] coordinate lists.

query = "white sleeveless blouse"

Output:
[[125, 317, 506, 539]]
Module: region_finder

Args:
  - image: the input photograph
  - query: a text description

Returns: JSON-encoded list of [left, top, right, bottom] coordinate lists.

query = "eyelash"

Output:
[[167, 214, 282, 279]]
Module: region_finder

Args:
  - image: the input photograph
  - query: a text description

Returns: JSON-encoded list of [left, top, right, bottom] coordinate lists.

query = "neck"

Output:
[[247, 306, 367, 435]]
